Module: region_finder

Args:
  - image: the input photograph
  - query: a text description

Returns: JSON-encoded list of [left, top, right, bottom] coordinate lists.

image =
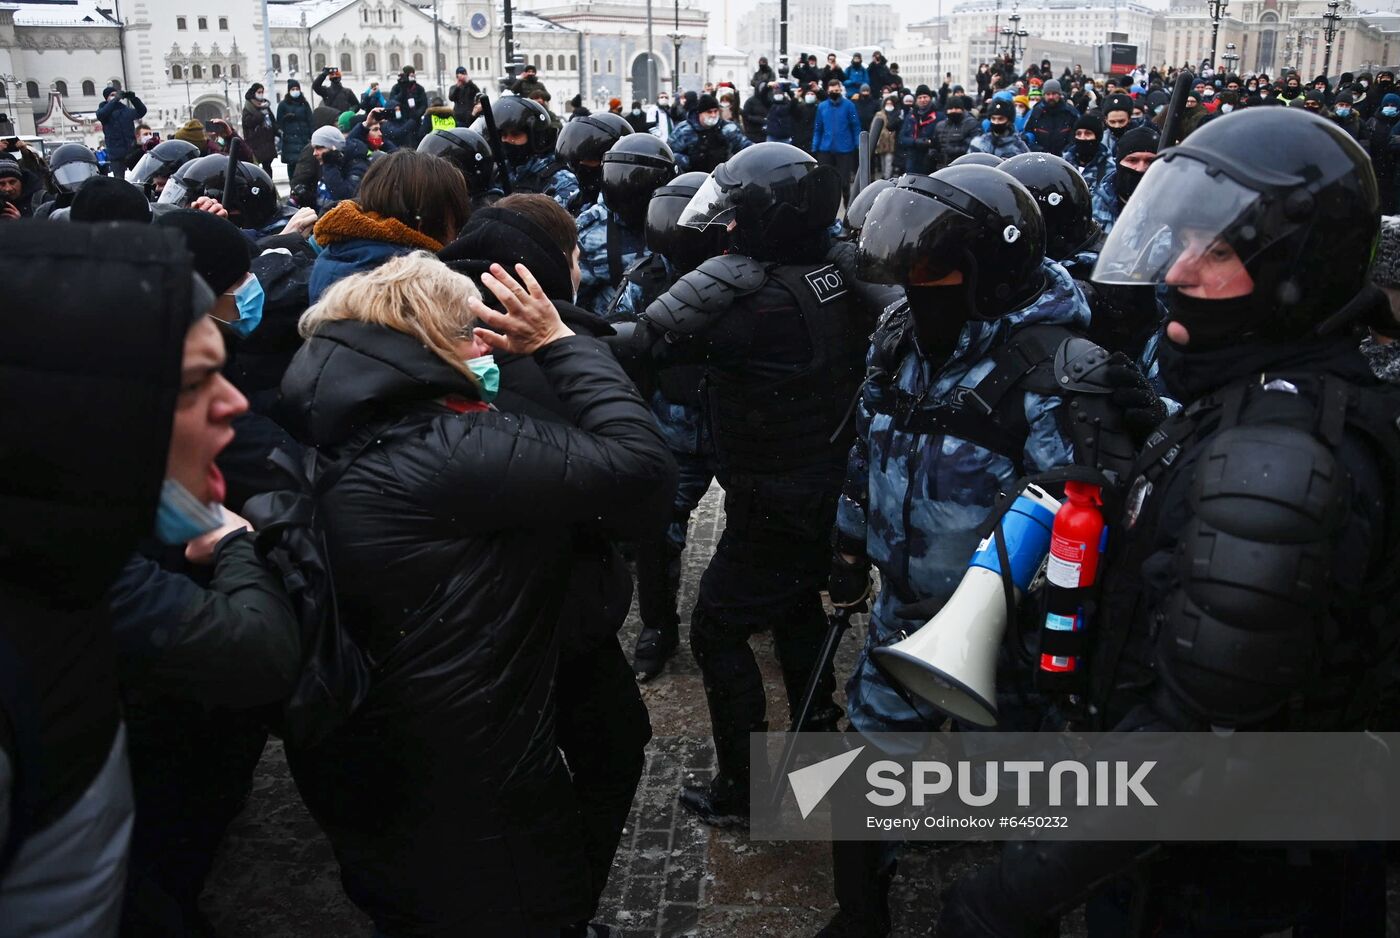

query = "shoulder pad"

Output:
[[641, 255, 768, 336], [1053, 334, 1114, 393]]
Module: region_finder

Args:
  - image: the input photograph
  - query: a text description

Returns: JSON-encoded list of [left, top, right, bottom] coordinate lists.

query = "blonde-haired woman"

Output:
[[281, 252, 676, 937]]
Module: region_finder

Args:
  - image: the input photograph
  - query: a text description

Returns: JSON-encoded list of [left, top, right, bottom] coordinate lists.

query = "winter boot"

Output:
[[633, 542, 682, 682]]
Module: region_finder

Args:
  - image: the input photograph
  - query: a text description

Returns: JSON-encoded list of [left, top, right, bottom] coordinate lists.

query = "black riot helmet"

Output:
[[843, 178, 895, 239], [49, 143, 100, 192], [417, 127, 495, 194], [950, 152, 1004, 167], [1094, 107, 1380, 343], [602, 134, 676, 229], [999, 152, 1101, 261], [646, 171, 728, 274], [128, 139, 202, 199], [491, 95, 557, 156], [158, 154, 279, 229], [857, 165, 1047, 320], [557, 113, 633, 173], [678, 142, 841, 261]]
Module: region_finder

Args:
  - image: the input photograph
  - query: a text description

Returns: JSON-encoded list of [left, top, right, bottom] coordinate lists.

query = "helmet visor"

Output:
[[1092, 155, 1267, 294], [157, 177, 191, 206], [855, 185, 970, 286], [678, 173, 737, 229], [128, 151, 168, 188], [54, 161, 98, 191]]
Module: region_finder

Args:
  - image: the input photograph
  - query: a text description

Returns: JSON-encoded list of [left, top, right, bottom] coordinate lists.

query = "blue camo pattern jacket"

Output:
[[608, 255, 706, 457], [503, 154, 580, 211], [1061, 139, 1114, 201], [667, 115, 752, 172], [836, 259, 1091, 734], [1092, 163, 1121, 233], [575, 201, 648, 320], [968, 130, 1029, 158]]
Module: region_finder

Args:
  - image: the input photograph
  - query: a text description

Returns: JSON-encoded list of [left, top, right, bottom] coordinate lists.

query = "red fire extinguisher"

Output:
[[1039, 480, 1106, 675]]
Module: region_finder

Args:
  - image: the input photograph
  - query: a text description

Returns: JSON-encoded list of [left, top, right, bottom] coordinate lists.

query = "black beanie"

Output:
[[986, 98, 1016, 120], [438, 207, 574, 304], [1074, 113, 1103, 140], [70, 176, 152, 224], [696, 93, 720, 113], [1115, 126, 1158, 161], [0, 159, 23, 182], [1103, 92, 1134, 117], [155, 208, 252, 293]]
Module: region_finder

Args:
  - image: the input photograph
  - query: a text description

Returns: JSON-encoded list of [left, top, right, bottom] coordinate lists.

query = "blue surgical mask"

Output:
[[154, 478, 225, 544], [1336, 106, 1352, 117], [465, 354, 500, 401], [223, 275, 265, 337], [1385, 106, 1399, 117]]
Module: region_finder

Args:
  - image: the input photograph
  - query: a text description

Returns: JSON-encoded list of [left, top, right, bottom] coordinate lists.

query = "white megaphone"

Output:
[[871, 484, 1061, 728]]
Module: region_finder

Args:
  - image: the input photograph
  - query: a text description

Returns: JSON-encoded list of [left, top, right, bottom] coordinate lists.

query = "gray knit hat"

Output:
[[1373, 215, 1400, 289], [1043, 79, 1062, 95]]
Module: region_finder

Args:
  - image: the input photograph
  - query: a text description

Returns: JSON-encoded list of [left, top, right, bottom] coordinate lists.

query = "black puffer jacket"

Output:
[[277, 319, 673, 936]]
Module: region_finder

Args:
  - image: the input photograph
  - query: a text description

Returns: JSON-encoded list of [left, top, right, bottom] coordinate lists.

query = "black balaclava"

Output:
[[1072, 114, 1103, 163], [906, 285, 970, 362], [1113, 126, 1158, 205]]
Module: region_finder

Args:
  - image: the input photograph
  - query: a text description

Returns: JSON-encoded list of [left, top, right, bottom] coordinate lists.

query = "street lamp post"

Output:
[[668, 0, 682, 95], [1222, 41, 1239, 76], [1000, 9, 1027, 70], [1321, 0, 1341, 79], [1208, 0, 1228, 73]]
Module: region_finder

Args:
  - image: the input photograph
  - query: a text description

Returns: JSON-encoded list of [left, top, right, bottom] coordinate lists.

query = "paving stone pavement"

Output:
[[201, 483, 1400, 937]]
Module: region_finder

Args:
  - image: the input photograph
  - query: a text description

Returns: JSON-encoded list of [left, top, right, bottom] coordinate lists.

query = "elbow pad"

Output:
[[1155, 423, 1351, 726]]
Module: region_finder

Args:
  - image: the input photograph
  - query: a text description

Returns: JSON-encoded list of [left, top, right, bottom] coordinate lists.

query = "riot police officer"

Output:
[[33, 143, 100, 218], [821, 165, 1153, 937], [1000, 151, 1164, 362], [575, 134, 676, 319], [940, 104, 1400, 938], [483, 95, 579, 210], [416, 127, 497, 211], [610, 172, 728, 682], [556, 112, 632, 215], [128, 139, 201, 200], [157, 154, 279, 231], [613, 143, 893, 823]]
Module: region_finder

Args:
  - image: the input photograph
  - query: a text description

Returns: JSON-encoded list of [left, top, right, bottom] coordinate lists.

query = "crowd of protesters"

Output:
[[3, 42, 1400, 938]]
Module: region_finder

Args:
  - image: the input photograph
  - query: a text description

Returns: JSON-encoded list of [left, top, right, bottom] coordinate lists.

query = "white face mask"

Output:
[[658, 98, 670, 107], [884, 105, 895, 112], [700, 114, 720, 127], [804, 94, 817, 104], [290, 90, 302, 98]]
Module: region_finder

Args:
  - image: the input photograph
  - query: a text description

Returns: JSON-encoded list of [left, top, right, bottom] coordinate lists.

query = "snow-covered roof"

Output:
[[708, 44, 749, 58], [10, 0, 117, 27], [266, 0, 361, 28], [513, 10, 576, 32]]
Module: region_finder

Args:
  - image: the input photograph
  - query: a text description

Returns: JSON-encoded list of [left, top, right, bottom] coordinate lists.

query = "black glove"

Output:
[[320, 148, 343, 165], [828, 553, 872, 611], [1104, 351, 1166, 445]]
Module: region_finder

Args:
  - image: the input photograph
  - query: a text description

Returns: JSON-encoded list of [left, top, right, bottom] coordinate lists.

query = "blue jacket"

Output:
[[836, 259, 1091, 735], [843, 63, 871, 98], [668, 114, 752, 171], [1024, 99, 1080, 153], [969, 128, 1029, 158], [575, 201, 648, 319], [813, 96, 861, 154], [1061, 138, 1114, 196], [96, 93, 148, 159]]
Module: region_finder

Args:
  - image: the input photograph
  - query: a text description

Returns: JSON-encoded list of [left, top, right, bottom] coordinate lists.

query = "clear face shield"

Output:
[[53, 161, 98, 193], [677, 173, 738, 230], [157, 176, 193, 207], [1092, 154, 1275, 297]]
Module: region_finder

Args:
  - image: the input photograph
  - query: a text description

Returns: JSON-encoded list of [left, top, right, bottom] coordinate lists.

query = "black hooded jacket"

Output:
[[277, 317, 673, 934], [1, 221, 189, 836]]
